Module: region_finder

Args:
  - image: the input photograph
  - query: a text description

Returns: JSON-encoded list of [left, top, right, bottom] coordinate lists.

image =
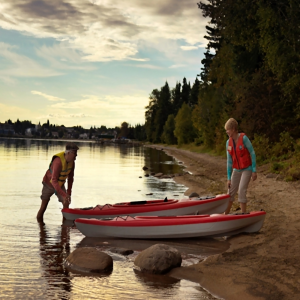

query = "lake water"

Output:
[[0, 138, 227, 299]]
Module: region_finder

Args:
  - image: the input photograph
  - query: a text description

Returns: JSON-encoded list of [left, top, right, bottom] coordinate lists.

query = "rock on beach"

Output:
[[134, 244, 182, 274], [64, 247, 113, 273]]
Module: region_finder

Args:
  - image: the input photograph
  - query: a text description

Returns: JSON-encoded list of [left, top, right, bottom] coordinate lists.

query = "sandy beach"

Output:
[[148, 145, 300, 300]]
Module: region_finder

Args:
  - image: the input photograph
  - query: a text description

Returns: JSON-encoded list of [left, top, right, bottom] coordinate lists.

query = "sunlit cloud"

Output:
[[41, 113, 90, 119], [31, 91, 66, 102], [134, 64, 162, 69], [47, 94, 148, 126], [0, 103, 35, 122]]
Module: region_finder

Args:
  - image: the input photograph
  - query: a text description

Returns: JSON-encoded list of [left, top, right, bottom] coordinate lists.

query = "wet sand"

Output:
[[148, 145, 300, 300]]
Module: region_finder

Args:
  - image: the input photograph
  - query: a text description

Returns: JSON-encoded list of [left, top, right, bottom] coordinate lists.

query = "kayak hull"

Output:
[[75, 211, 266, 239], [62, 194, 230, 220]]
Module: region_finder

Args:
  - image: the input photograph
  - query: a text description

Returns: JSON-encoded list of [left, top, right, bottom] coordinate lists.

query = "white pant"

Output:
[[229, 170, 252, 203]]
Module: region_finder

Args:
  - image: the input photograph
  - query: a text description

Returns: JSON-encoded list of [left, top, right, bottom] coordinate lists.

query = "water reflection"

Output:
[[133, 268, 180, 287], [39, 223, 72, 296], [0, 138, 220, 299], [143, 147, 183, 175]]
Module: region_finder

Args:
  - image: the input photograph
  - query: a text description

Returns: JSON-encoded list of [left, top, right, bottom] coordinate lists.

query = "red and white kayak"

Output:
[[62, 194, 230, 220], [75, 211, 266, 239]]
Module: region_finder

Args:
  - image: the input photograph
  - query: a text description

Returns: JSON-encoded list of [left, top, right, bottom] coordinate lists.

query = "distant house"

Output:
[[52, 132, 59, 138], [79, 133, 88, 139], [65, 127, 75, 138], [0, 123, 15, 135], [25, 128, 36, 136]]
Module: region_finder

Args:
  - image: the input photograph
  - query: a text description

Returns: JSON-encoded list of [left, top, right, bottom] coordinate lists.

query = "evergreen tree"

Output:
[[181, 77, 191, 105], [171, 82, 182, 116], [145, 89, 159, 142], [153, 82, 172, 142], [189, 77, 200, 108]]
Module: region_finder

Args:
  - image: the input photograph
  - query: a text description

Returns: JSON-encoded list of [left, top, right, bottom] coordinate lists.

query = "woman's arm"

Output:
[[226, 139, 233, 180]]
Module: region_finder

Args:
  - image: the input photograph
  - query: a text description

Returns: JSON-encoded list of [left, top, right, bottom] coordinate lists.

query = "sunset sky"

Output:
[[0, 0, 208, 128]]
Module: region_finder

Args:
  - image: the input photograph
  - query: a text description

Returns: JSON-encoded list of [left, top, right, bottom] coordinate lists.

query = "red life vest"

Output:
[[227, 133, 252, 170]]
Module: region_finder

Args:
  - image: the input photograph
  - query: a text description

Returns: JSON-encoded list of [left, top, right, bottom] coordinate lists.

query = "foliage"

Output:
[[251, 134, 271, 164], [161, 114, 177, 145], [174, 103, 197, 145], [144, 77, 200, 144]]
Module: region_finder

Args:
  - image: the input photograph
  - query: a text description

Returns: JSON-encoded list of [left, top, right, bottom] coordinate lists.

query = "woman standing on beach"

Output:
[[224, 118, 257, 214]]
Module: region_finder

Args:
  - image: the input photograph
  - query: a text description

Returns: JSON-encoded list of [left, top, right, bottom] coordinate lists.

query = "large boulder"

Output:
[[64, 247, 113, 273], [134, 244, 182, 274]]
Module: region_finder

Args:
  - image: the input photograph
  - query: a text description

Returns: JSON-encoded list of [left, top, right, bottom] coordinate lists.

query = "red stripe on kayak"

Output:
[[75, 211, 266, 227], [63, 194, 230, 216]]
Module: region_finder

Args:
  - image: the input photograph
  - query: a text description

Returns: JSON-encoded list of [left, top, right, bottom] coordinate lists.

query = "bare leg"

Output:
[[224, 201, 233, 214], [37, 199, 49, 222], [240, 202, 246, 213], [62, 200, 69, 222]]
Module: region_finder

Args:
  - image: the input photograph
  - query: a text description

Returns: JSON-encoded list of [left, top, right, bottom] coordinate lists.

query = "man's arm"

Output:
[[67, 163, 75, 196], [51, 158, 68, 198]]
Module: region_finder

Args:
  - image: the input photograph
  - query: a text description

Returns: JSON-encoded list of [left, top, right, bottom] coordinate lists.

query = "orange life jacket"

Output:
[[227, 133, 252, 170]]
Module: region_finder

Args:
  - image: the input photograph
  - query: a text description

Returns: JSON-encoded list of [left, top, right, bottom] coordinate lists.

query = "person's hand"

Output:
[[227, 180, 231, 189], [64, 195, 71, 205], [252, 172, 257, 181]]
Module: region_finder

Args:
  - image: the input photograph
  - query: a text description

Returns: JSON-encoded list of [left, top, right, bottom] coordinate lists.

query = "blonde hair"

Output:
[[224, 118, 238, 131]]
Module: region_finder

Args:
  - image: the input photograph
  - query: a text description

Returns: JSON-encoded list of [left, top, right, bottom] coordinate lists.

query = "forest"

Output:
[[144, 0, 300, 179]]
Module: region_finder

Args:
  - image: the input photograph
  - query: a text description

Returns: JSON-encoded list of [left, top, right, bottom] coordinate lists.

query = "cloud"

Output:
[[0, 42, 62, 79], [134, 64, 162, 69], [41, 113, 89, 119], [0, 0, 208, 62], [35, 43, 96, 70], [169, 64, 186, 69], [180, 45, 199, 51], [31, 90, 66, 101], [0, 102, 35, 122]]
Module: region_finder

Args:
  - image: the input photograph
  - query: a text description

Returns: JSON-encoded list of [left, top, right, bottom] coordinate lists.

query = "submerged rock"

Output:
[[109, 247, 134, 256], [189, 192, 200, 198], [154, 173, 163, 177], [134, 244, 182, 274], [65, 247, 113, 273]]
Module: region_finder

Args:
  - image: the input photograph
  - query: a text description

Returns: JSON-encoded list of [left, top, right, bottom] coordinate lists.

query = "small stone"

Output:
[[154, 173, 163, 177], [109, 247, 134, 256], [266, 173, 277, 178], [145, 174, 149, 177], [142, 166, 149, 170], [189, 192, 200, 198]]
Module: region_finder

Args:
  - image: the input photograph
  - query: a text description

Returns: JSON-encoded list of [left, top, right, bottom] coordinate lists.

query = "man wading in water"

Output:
[[37, 143, 79, 223]]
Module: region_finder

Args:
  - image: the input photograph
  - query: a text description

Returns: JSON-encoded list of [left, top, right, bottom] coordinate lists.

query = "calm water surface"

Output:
[[0, 138, 227, 299]]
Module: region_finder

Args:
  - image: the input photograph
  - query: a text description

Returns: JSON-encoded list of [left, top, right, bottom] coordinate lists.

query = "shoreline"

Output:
[[147, 145, 300, 300]]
